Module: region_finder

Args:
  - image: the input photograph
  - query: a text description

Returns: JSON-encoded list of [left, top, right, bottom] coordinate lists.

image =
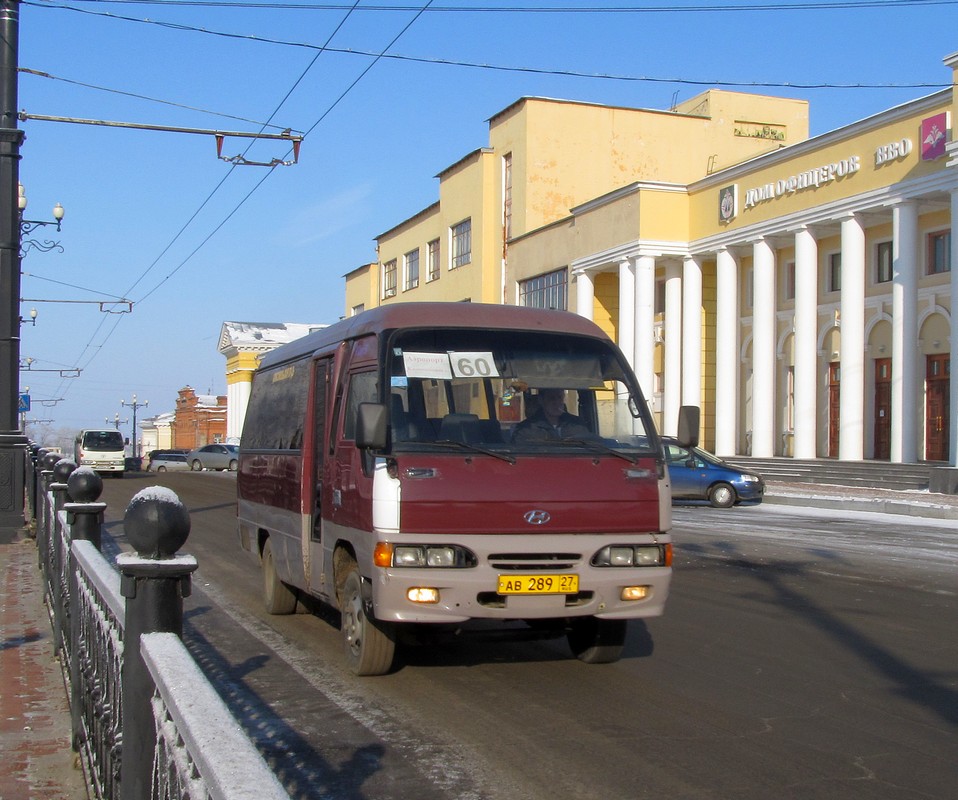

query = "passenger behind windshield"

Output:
[[511, 388, 593, 442]]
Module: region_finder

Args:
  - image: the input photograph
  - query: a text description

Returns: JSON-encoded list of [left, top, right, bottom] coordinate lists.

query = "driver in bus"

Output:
[[511, 388, 592, 442]]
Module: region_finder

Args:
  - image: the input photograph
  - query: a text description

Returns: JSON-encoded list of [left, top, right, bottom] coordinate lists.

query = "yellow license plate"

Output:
[[497, 574, 579, 595]]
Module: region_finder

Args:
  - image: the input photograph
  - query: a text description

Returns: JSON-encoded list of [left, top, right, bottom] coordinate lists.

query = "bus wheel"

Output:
[[340, 566, 395, 676], [567, 617, 627, 664], [262, 539, 296, 615]]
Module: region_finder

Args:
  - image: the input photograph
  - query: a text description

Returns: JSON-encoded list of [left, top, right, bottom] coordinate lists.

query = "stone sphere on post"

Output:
[[41, 452, 60, 471], [52, 458, 77, 484], [123, 488, 191, 559], [67, 466, 103, 504]]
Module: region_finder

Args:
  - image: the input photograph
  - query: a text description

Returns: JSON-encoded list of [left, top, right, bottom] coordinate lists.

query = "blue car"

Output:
[[662, 437, 765, 508]]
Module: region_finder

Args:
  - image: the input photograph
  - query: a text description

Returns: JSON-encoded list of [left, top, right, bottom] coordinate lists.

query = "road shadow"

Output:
[[182, 605, 389, 800], [679, 538, 958, 729]]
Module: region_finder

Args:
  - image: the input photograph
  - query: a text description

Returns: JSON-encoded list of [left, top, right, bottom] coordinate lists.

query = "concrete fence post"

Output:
[[36, 451, 59, 569], [48, 457, 76, 656], [117, 487, 196, 800], [65, 466, 105, 750]]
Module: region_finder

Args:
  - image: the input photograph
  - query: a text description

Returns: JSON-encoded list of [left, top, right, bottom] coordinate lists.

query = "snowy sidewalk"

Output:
[[764, 481, 958, 520]]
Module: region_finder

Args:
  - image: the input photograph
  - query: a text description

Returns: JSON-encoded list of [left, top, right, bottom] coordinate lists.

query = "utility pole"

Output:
[[0, 0, 26, 533]]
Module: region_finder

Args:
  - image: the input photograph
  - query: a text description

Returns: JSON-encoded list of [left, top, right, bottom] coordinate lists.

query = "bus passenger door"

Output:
[[329, 370, 379, 532], [308, 358, 332, 592]]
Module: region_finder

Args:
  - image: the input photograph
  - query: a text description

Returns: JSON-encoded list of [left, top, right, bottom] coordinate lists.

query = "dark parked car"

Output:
[[187, 444, 239, 471], [662, 437, 764, 508]]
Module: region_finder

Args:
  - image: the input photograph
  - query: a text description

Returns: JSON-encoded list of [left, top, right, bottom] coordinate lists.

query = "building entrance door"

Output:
[[874, 358, 891, 460], [828, 362, 840, 458], [925, 354, 950, 462]]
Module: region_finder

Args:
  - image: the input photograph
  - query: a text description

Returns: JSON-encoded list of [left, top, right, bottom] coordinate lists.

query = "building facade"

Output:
[[218, 321, 328, 442], [346, 52, 958, 467], [170, 387, 227, 450]]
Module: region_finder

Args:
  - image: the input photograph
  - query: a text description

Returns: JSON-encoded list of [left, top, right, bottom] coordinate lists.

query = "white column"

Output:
[[951, 189, 958, 467], [793, 227, 818, 459], [663, 260, 682, 435], [227, 378, 252, 443], [892, 201, 919, 463], [575, 269, 595, 321], [634, 254, 656, 399], [751, 238, 776, 457], [682, 256, 702, 411], [714, 248, 738, 456], [618, 259, 635, 369], [839, 214, 865, 461]]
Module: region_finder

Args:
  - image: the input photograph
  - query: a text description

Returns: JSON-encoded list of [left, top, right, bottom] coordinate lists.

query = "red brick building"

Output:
[[171, 387, 228, 450]]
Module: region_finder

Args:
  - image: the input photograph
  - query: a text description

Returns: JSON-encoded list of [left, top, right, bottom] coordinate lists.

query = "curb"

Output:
[[763, 492, 958, 520]]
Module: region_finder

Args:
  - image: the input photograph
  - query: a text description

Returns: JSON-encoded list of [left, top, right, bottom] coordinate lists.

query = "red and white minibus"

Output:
[[237, 303, 696, 675]]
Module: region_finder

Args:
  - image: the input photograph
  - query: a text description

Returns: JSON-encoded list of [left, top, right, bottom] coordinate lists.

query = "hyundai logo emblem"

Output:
[[524, 510, 551, 525]]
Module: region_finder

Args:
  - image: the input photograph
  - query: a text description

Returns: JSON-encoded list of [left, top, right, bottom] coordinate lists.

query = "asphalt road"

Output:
[[99, 472, 958, 800]]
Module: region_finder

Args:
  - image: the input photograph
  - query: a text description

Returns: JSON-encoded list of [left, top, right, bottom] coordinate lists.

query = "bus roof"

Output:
[[257, 303, 613, 369]]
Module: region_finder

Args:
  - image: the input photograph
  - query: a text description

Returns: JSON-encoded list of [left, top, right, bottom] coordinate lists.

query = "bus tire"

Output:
[[340, 565, 395, 676], [567, 617, 627, 664], [262, 538, 297, 615]]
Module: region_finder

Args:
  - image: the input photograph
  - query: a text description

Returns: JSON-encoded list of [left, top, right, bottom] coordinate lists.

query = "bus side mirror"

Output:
[[356, 402, 387, 450], [676, 405, 700, 448]]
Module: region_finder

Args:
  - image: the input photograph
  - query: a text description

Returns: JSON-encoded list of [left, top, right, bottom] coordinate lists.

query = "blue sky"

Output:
[[15, 0, 958, 440]]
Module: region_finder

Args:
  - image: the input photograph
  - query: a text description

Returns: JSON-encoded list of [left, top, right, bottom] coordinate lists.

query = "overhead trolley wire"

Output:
[[38, 0, 437, 403], [24, 2, 952, 91], [35, 0, 958, 12]]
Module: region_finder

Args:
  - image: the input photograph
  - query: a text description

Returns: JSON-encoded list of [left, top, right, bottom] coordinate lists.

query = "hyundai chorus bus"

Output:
[[237, 303, 696, 675]]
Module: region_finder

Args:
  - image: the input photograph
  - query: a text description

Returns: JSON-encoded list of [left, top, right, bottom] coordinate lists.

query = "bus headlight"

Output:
[[592, 544, 671, 567], [377, 543, 478, 568]]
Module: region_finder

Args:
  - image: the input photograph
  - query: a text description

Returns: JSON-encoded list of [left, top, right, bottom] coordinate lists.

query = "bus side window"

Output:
[[343, 372, 378, 441]]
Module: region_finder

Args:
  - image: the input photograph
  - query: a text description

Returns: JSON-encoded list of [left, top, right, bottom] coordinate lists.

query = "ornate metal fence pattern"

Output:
[[72, 540, 125, 800], [27, 449, 292, 800]]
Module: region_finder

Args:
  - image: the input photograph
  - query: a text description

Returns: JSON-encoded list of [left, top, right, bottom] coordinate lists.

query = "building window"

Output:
[[828, 253, 841, 293], [503, 153, 513, 241], [351, 303, 364, 317], [404, 248, 419, 291], [427, 238, 440, 282], [519, 268, 567, 310], [451, 219, 472, 269], [382, 259, 397, 298], [783, 261, 795, 301], [876, 241, 893, 283], [927, 230, 951, 275]]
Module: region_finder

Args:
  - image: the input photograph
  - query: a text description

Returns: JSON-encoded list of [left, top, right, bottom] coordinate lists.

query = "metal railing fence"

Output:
[[28, 446, 290, 800]]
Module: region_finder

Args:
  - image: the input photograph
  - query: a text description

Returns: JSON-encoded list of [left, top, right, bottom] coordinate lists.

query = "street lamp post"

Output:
[[0, 0, 27, 532], [18, 182, 65, 257], [121, 394, 148, 459], [106, 412, 127, 431]]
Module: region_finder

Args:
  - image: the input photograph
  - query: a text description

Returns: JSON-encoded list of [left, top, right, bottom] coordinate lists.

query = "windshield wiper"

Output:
[[431, 439, 517, 464], [553, 438, 638, 463]]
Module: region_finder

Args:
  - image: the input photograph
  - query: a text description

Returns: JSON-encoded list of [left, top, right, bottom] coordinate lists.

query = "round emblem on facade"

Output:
[[523, 510, 551, 525]]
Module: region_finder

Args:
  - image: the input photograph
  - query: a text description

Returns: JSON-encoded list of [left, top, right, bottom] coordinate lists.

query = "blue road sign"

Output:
[[18, 393, 30, 413]]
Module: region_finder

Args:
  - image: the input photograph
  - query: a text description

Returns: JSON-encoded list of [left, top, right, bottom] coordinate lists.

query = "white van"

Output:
[[74, 429, 127, 477]]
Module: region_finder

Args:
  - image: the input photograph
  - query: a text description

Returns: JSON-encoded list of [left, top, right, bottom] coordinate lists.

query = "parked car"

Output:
[[145, 449, 188, 470], [147, 453, 190, 472], [186, 444, 239, 471], [662, 437, 765, 508]]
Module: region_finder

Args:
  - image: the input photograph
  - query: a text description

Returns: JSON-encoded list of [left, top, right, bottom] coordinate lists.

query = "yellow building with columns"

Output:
[[345, 51, 958, 468]]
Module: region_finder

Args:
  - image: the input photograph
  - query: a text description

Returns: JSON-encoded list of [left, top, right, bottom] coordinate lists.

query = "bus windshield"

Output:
[[385, 328, 656, 457]]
